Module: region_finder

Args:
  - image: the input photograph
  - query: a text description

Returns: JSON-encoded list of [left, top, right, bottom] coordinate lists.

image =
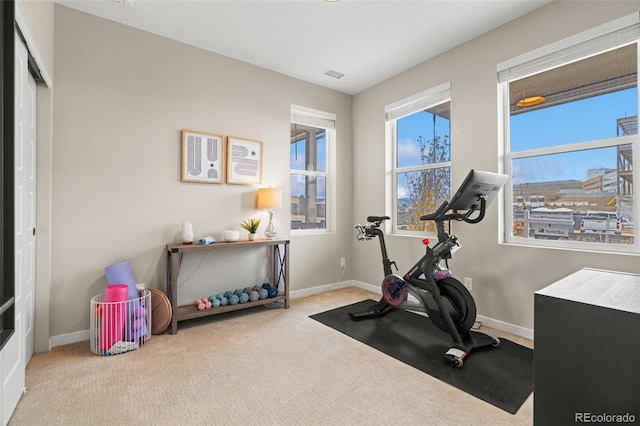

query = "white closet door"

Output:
[[2, 31, 36, 426], [16, 37, 36, 364]]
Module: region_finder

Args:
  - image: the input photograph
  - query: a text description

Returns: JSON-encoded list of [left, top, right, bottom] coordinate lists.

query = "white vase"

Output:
[[181, 221, 194, 244], [248, 233, 257, 241]]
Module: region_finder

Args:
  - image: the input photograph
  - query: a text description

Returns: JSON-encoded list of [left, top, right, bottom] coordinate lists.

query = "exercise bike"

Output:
[[349, 170, 509, 367]]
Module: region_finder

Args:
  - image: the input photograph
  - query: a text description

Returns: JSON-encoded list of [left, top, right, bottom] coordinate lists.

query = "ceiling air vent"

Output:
[[324, 69, 345, 79]]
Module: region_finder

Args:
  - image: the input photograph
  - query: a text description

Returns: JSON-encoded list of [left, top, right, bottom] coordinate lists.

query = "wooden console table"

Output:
[[166, 238, 290, 334]]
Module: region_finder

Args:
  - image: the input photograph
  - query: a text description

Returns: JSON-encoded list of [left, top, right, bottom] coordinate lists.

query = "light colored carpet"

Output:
[[9, 287, 533, 425]]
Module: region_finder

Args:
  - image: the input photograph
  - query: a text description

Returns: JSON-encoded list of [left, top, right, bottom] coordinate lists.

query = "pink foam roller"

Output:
[[99, 284, 128, 351]]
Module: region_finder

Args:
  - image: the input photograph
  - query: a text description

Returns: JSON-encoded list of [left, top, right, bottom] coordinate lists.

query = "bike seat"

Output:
[[367, 216, 390, 223]]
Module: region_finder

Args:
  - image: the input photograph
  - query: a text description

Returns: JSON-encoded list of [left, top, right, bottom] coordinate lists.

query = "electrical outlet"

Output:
[[464, 277, 473, 292], [340, 257, 346, 268]]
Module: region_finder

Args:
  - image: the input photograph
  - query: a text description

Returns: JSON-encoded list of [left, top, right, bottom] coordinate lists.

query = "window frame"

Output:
[[498, 13, 640, 253], [385, 82, 452, 237], [290, 104, 336, 235]]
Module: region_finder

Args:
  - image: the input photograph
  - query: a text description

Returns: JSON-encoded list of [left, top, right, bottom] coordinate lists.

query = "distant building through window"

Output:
[[500, 17, 639, 251]]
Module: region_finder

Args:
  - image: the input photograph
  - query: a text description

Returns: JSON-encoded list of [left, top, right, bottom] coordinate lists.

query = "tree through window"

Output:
[[388, 84, 451, 235]]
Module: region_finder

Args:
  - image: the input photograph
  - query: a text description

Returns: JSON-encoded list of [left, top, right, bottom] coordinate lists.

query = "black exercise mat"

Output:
[[310, 299, 533, 414]]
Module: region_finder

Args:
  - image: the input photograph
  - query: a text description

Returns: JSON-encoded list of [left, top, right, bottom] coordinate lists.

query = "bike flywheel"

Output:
[[381, 274, 408, 307]]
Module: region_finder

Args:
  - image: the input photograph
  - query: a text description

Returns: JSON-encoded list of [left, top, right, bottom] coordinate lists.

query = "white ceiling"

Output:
[[55, 0, 553, 95]]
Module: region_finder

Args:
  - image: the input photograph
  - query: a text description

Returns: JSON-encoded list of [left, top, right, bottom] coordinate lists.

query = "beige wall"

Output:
[[52, 5, 352, 337], [352, 0, 640, 332], [41, 1, 640, 343]]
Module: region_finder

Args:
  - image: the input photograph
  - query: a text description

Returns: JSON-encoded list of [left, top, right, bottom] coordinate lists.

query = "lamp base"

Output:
[[265, 211, 277, 239]]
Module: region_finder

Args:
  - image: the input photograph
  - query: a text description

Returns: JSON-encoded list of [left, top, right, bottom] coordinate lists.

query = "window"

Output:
[[386, 83, 451, 234], [290, 105, 335, 232], [499, 14, 639, 252]]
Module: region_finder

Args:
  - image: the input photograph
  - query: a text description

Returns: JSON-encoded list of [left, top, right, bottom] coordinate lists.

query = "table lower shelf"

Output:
[[174, 292, 287, 322]]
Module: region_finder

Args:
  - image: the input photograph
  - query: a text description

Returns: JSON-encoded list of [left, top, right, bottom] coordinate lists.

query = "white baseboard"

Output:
[[49, 280, 532, 347], [476, 315, 534, 341], [289, 280, 356, 299], [350, 280, 380, 294], [50, 329, 89, 348]]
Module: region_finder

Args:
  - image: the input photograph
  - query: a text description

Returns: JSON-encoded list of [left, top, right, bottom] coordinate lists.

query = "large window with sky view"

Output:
[[388, 83, 451, 235], [501, 32, 638, 251]]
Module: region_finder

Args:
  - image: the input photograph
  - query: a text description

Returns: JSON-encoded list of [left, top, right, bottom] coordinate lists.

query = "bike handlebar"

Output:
[[419, 201, 450, 222], [419, 195, 488, 224]]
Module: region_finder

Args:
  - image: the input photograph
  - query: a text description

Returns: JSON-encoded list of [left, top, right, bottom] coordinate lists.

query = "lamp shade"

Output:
[[257, 188, 282, 210]]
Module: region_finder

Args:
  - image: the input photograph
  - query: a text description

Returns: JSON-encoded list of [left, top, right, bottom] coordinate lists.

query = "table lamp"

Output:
[[257, 187, 282, 239]]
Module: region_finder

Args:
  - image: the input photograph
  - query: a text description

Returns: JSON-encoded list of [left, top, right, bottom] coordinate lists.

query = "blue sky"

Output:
[[395, 88, 637, 194], [510, 88, 637, 183], [397, 109, 450, 169], [290, 87, 637, 201]]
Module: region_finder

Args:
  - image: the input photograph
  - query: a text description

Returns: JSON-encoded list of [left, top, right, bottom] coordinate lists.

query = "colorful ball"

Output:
[[229, 294, 239, 305], [239, 293, 249, 303], [249, 291, 259, 302]]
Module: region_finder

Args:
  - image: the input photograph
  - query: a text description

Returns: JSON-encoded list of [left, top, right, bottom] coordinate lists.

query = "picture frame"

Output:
[[227, 136, 263, 185], [181, 129, 225, 184]]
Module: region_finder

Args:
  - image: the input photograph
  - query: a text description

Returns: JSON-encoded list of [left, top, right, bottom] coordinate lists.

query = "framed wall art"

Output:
[[227, 136, 263, 185], [181, 129, 225, 184]]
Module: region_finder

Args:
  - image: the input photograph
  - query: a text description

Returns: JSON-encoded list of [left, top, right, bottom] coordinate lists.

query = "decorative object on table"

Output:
[[241, 218, 261, 240], [223, 230, 240, 242], [181, 221, 194, 244], [181, 129, 225, 184], [198, 236, 215, 245], [226, 136, 262, 185], [257, 187, 283, 239]]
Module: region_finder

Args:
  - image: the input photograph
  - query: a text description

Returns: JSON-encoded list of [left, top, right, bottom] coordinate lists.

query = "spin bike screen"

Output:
[[447, 170, 510, 213]]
